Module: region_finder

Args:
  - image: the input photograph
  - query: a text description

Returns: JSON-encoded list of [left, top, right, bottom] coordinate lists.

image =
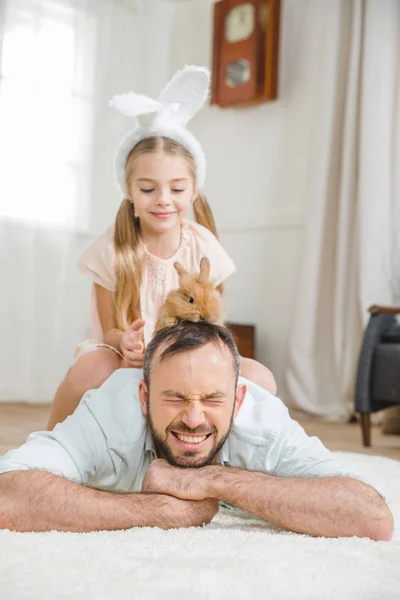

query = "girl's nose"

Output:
[[155, 188, 171, 206]]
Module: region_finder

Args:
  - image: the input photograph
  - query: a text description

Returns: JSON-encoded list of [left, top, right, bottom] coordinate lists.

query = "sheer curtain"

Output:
[[0, 0, 175, 402], [286, 0, 400, 420]]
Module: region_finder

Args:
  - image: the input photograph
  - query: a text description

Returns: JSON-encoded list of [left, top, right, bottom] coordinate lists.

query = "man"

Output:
[[0, 322, 393, 539]]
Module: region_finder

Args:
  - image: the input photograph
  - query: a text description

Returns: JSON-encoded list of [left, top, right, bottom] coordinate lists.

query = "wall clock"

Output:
[[211, 0, 281, 107]]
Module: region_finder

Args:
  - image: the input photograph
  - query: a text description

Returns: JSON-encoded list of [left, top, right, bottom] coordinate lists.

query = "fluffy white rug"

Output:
[[1, 452, 399, 600]]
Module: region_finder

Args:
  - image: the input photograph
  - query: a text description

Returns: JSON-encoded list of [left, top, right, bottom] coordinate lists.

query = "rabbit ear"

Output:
[[174, 262, 188, 278], [158, 66, 210, 125], [199, 257, 210, 281], [109, 92, 161, 118]]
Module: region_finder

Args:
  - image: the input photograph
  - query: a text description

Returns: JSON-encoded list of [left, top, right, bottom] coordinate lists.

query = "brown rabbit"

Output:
[[154, 257, 222, 333]]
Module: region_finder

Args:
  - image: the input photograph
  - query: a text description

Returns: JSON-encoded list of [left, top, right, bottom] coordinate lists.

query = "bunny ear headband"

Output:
[[110, 65, 210, 195]]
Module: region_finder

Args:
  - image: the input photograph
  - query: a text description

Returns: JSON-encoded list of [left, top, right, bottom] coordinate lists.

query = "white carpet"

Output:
[[1, 452, 399, 600]]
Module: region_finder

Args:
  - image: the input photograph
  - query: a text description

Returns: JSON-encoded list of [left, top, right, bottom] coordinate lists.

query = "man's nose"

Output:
[[180, 404, 205, 429]]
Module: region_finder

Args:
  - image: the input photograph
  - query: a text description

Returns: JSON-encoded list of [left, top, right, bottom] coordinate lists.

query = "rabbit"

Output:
[[154, 257, 222, 333]]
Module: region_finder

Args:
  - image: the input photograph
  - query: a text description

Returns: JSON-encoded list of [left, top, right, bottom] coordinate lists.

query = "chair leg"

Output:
[[360, 413, 371, 447]]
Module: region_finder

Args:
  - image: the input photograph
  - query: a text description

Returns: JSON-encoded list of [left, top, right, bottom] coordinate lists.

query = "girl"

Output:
[[47, 67, 276, 430]]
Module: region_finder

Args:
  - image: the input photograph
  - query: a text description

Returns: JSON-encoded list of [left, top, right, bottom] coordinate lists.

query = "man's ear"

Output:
[[138, 380, 149, 416], [233, 384, 246, 418]]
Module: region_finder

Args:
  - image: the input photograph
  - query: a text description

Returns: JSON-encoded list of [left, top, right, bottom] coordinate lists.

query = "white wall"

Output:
[[165, 0, 333, 401]]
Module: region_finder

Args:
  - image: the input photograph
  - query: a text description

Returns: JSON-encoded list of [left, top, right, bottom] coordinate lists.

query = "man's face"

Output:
[[139, 342, 246, 468]]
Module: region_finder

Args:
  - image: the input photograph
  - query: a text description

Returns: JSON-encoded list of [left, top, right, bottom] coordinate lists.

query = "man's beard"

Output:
[[148, 404, 234, 468]]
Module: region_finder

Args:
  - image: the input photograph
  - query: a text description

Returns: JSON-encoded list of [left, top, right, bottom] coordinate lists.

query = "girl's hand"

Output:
[[120, 319, 145, 368]]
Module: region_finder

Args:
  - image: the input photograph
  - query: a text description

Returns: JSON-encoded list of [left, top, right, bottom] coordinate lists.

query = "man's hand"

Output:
[[142, 461, 219, 527], [142, 459, 217, 501], [161, 495, 219, 529]]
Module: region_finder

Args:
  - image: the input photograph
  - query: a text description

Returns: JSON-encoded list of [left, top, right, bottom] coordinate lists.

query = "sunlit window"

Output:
[[0, 1, 96, 228]]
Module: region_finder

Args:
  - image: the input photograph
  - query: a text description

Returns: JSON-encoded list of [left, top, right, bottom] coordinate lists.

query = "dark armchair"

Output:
[[355, 305, 400, 446]]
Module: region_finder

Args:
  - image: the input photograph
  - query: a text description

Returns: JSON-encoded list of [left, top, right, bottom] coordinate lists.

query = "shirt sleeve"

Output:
[[189, 221, 236, 286], [235, 379, 385, 498], [0, 390, 116, 485], [265, 399, 385, 497], [77, 225, 116, 292]]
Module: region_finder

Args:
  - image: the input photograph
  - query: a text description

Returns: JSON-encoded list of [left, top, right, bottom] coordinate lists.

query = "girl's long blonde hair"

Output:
[[114, 136, 220, 331]]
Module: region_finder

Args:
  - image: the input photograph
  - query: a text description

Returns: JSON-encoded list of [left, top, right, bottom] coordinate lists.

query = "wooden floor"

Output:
[[0, 403, 399, 459]]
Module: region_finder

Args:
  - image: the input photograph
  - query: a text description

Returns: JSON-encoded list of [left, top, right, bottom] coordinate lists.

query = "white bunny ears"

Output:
[[110, 66, 210, 194]]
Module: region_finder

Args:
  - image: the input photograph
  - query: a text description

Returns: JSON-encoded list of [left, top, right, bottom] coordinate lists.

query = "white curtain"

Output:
[[0, 0, 175, 402], [286, 0, 400, 420]]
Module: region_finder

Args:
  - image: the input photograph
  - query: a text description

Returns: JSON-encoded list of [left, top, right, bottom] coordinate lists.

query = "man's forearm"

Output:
[[206, 467, 393, 541], [0, 471, 211, 533]]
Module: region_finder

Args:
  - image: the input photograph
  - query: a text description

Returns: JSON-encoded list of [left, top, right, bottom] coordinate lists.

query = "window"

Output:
[[0, 0, 96, 228]]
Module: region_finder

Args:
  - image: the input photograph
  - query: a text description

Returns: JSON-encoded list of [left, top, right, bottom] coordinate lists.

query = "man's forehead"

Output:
[[153, 339, 231, 365], [150, 341, 236, 388]]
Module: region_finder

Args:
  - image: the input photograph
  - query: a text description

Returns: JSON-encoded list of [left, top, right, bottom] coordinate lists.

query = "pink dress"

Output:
[[75, 219, 236, 358]]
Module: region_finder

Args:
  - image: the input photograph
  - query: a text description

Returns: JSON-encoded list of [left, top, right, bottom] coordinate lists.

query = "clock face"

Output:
[[225, 3, 256, 44]]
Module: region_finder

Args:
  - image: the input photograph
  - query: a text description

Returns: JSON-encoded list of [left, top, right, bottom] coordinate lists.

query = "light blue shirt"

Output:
[[0, 369, 380, 495]]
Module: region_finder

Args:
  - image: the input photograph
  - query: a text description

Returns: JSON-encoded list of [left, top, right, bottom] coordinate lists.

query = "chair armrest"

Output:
[[369, 305, 400, 315]]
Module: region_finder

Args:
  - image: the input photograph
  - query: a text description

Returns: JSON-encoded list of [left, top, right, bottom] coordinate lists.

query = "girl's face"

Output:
[[128, 151, 195, 236]]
